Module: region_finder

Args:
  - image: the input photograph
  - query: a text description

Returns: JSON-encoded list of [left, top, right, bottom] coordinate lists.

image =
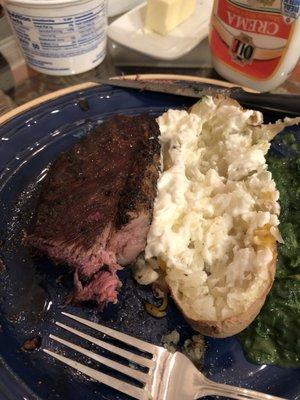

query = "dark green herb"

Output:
[[239, 132, 300, 368]]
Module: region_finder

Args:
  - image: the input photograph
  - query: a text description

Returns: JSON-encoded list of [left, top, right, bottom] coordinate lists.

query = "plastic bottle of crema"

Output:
[[209, 0, 300, 91]]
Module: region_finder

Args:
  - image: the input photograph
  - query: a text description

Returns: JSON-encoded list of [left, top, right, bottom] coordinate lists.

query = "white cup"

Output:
[[3, 0, 107, 75]]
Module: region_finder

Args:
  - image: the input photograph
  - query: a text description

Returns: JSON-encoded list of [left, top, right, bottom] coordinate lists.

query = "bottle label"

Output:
[[210, 0, 300, 79]]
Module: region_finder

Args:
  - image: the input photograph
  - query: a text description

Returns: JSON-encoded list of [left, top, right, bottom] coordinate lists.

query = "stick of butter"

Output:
[[145, 0, 196, 36]]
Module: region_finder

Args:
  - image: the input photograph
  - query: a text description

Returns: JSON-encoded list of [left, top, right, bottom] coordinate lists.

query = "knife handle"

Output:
[[230, 89, 300, 116]]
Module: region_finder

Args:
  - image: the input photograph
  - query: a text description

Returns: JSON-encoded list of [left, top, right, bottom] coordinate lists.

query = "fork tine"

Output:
[[56, 321, 154, 368], [62, 312, 157, 354], [50, 334, 149, 383], [43, 349, 144, 400]]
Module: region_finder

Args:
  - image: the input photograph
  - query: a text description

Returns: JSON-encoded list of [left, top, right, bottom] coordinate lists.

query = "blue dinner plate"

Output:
[[0, 84, 299, 400]]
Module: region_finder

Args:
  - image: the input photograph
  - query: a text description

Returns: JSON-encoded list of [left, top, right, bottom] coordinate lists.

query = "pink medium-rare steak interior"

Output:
[[25, 114, 160, 306]]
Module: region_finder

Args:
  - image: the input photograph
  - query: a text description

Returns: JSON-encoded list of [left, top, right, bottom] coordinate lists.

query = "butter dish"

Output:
[[107, 0, 213, 60]]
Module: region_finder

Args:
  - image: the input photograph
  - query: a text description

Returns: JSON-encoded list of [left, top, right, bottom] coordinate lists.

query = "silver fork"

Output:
[[44, 312, 286, 400]]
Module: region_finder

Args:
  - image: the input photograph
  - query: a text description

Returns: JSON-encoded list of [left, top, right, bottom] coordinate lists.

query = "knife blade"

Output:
[[98, 78, 300, 116]]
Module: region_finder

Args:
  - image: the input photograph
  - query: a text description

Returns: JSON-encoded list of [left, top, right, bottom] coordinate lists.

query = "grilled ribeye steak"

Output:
[[25, 114, 160, 306]]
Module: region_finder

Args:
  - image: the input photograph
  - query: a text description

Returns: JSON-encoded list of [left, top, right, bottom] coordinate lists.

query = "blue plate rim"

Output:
[[0, 81, 299, 400]]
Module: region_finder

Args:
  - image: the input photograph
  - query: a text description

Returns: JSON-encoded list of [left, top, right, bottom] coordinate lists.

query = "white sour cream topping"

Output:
[[145, 96, 298, 321]]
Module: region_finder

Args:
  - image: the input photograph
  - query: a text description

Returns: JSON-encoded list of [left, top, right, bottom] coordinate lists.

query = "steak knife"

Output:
[[99, 78, 300, 117]]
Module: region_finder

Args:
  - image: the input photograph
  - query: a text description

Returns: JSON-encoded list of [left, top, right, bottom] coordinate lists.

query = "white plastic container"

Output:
[[3, 0, 107, 75], [209, 0, 300, 92]]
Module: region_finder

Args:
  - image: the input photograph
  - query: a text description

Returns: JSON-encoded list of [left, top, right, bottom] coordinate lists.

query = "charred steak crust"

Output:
[[115, 114, 161, 229], [25, 114, 160, 306], [27, 115, 137, 251]]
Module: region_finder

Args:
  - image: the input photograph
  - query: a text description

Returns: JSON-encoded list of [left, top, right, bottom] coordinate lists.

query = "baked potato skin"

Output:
[[171, 246, 276, 338], [154, 99, 284, 338], [184, 97, 277, 337]]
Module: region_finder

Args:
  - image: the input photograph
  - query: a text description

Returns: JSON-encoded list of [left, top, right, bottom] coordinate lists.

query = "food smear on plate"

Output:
[[144, 95, 300, 338], [145, 0, 196, 35], [24, 114, 160, 307], [21, 335, 42, 352], [161, 329, 205, 368], [0, 258, 6, 273], [239, 134, 300, 368]]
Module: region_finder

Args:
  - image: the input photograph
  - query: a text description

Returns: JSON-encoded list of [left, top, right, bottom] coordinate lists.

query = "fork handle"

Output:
[[196, 381, 286, 400]]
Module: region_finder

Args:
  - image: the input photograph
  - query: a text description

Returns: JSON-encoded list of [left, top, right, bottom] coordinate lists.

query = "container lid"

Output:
[[4, 0, 94, 6]]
